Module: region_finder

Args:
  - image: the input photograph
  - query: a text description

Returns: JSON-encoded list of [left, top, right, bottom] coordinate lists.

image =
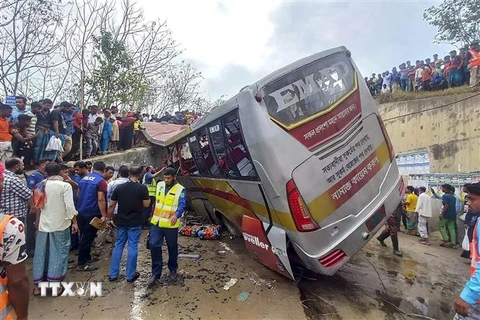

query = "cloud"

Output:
[[217, 1, 228, 14], [137, 0, 454, 100], [265, 1, 451, 77], [203, 64, 264, 100]]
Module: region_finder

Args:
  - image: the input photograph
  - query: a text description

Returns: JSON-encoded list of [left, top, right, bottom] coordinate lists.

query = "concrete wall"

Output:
[[88, 146, 166, 168], [378, 92, 480, 173]]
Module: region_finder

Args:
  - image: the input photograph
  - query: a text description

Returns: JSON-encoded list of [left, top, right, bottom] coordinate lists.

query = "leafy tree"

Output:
[[87, 30, 149, 108], [423, 0, 480, 46]]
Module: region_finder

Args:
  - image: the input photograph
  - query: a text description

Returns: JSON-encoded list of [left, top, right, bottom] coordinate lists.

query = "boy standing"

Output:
[[85, 117, 103, 158]]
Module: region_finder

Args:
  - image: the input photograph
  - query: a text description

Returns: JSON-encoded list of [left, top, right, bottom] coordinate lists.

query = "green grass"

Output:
[[375, 85, 480, 104]]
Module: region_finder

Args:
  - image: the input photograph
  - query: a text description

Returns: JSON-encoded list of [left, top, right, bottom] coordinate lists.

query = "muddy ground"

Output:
[[28, 229, 468, 320]]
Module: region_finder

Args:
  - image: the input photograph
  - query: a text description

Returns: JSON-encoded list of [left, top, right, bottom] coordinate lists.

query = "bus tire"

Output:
[[190, 199, 208, 218], [203, 201, 223, 225], [220, 214, 243, 238]]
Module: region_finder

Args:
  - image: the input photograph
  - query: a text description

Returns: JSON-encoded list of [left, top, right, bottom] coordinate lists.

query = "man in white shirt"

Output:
[[415, 64, 424, 91], [416, 186, 432, 245], [31, 162, 78, 296], [383, 70, 392, 90]]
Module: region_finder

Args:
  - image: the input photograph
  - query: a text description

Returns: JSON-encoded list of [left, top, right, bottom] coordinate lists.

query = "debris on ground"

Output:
[[178, 253, 201, 260], [223, 278, 238, 290], [179, 224, 222, 240], [249, 274, 275, 289], [238, 292, 250, 301]]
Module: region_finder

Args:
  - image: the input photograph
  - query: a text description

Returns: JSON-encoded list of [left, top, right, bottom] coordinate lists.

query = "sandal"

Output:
[[76, 264, 98, 272], [32, 288, 41, 296]]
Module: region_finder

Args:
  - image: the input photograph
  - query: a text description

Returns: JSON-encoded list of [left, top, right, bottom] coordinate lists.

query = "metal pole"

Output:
[[79, 69, 85, 160]]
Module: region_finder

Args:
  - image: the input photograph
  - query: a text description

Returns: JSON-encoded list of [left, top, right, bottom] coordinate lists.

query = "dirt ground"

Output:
[[27, 228, 469, 320]]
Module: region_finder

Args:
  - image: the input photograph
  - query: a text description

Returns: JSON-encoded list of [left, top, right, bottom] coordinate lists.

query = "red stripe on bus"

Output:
[[289, 91, 362, 150], [187, 186, 254, 211], [326, 150, 383, 208]]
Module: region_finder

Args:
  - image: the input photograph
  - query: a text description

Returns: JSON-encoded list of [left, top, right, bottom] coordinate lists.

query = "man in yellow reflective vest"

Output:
[[142, 166, 163, 229], [147, 167, 186, 287]]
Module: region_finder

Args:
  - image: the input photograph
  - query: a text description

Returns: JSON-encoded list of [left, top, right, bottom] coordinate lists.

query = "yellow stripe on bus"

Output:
[[191, 178, 297, 232], [308, 142, 391, 224]]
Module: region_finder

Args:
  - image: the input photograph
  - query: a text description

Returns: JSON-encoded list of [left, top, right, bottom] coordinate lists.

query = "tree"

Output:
[[423, 0, 480, 46], [0, 0, 64, 95], [87, 30, 137, 107]]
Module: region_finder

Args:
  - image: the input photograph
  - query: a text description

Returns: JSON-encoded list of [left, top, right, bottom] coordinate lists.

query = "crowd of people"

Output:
[[366, 41, 480, 96], [0, 97, 203, 170], [0, 156, 186, 318], [378, 184, 468, 256]]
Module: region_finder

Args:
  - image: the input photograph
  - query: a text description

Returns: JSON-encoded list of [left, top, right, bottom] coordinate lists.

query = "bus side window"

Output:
[[208, 120, 228, 179], [198, 128, 219, 177], [178, 140, 198, 175], [188, 134, 210, 176], [223, 113, 258, 180], [166, 145, 179, 172]]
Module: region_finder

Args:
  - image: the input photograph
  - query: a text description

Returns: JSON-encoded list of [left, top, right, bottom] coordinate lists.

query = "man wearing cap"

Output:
[[147, 167, 186, 287], [454, 182, 480, 319]]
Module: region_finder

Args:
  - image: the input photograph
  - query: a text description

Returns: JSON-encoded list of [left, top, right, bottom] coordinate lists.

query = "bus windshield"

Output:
[[261, 52, 355, 127]]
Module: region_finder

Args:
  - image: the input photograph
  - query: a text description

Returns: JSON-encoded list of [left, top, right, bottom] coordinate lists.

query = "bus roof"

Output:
[[190, 94, 240, 132]]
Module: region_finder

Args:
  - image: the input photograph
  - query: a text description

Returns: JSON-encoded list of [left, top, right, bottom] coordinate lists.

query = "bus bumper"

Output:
[[291, 173, 403, 276]]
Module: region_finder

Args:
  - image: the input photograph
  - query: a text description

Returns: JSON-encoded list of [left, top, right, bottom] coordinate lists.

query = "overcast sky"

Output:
[[138, 0, 452, 100]]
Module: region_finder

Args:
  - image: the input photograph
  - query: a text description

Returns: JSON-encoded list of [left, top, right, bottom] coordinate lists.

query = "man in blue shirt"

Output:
[[454, 182, 480, 318], [436, 184, 458, 248], [27, 160, 48, 190], [76, 161, 108, 271]]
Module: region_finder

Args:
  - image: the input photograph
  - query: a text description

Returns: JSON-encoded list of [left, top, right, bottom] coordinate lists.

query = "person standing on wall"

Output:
[[147, 167, 186, 287]]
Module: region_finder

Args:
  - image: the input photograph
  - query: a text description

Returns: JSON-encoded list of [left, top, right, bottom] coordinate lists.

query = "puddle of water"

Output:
[[403, 259, 418, 269]]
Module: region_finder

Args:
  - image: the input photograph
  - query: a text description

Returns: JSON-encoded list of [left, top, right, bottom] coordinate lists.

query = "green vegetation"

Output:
[[424, 0, 480, 46], [375, 86, 480, 104]]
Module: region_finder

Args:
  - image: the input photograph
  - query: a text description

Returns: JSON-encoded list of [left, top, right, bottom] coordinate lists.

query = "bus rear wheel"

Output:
[[220, 214, 243, 238]]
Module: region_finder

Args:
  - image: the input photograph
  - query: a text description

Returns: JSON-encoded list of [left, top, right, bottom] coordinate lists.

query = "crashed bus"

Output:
[[153, 46, 403, 279]]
